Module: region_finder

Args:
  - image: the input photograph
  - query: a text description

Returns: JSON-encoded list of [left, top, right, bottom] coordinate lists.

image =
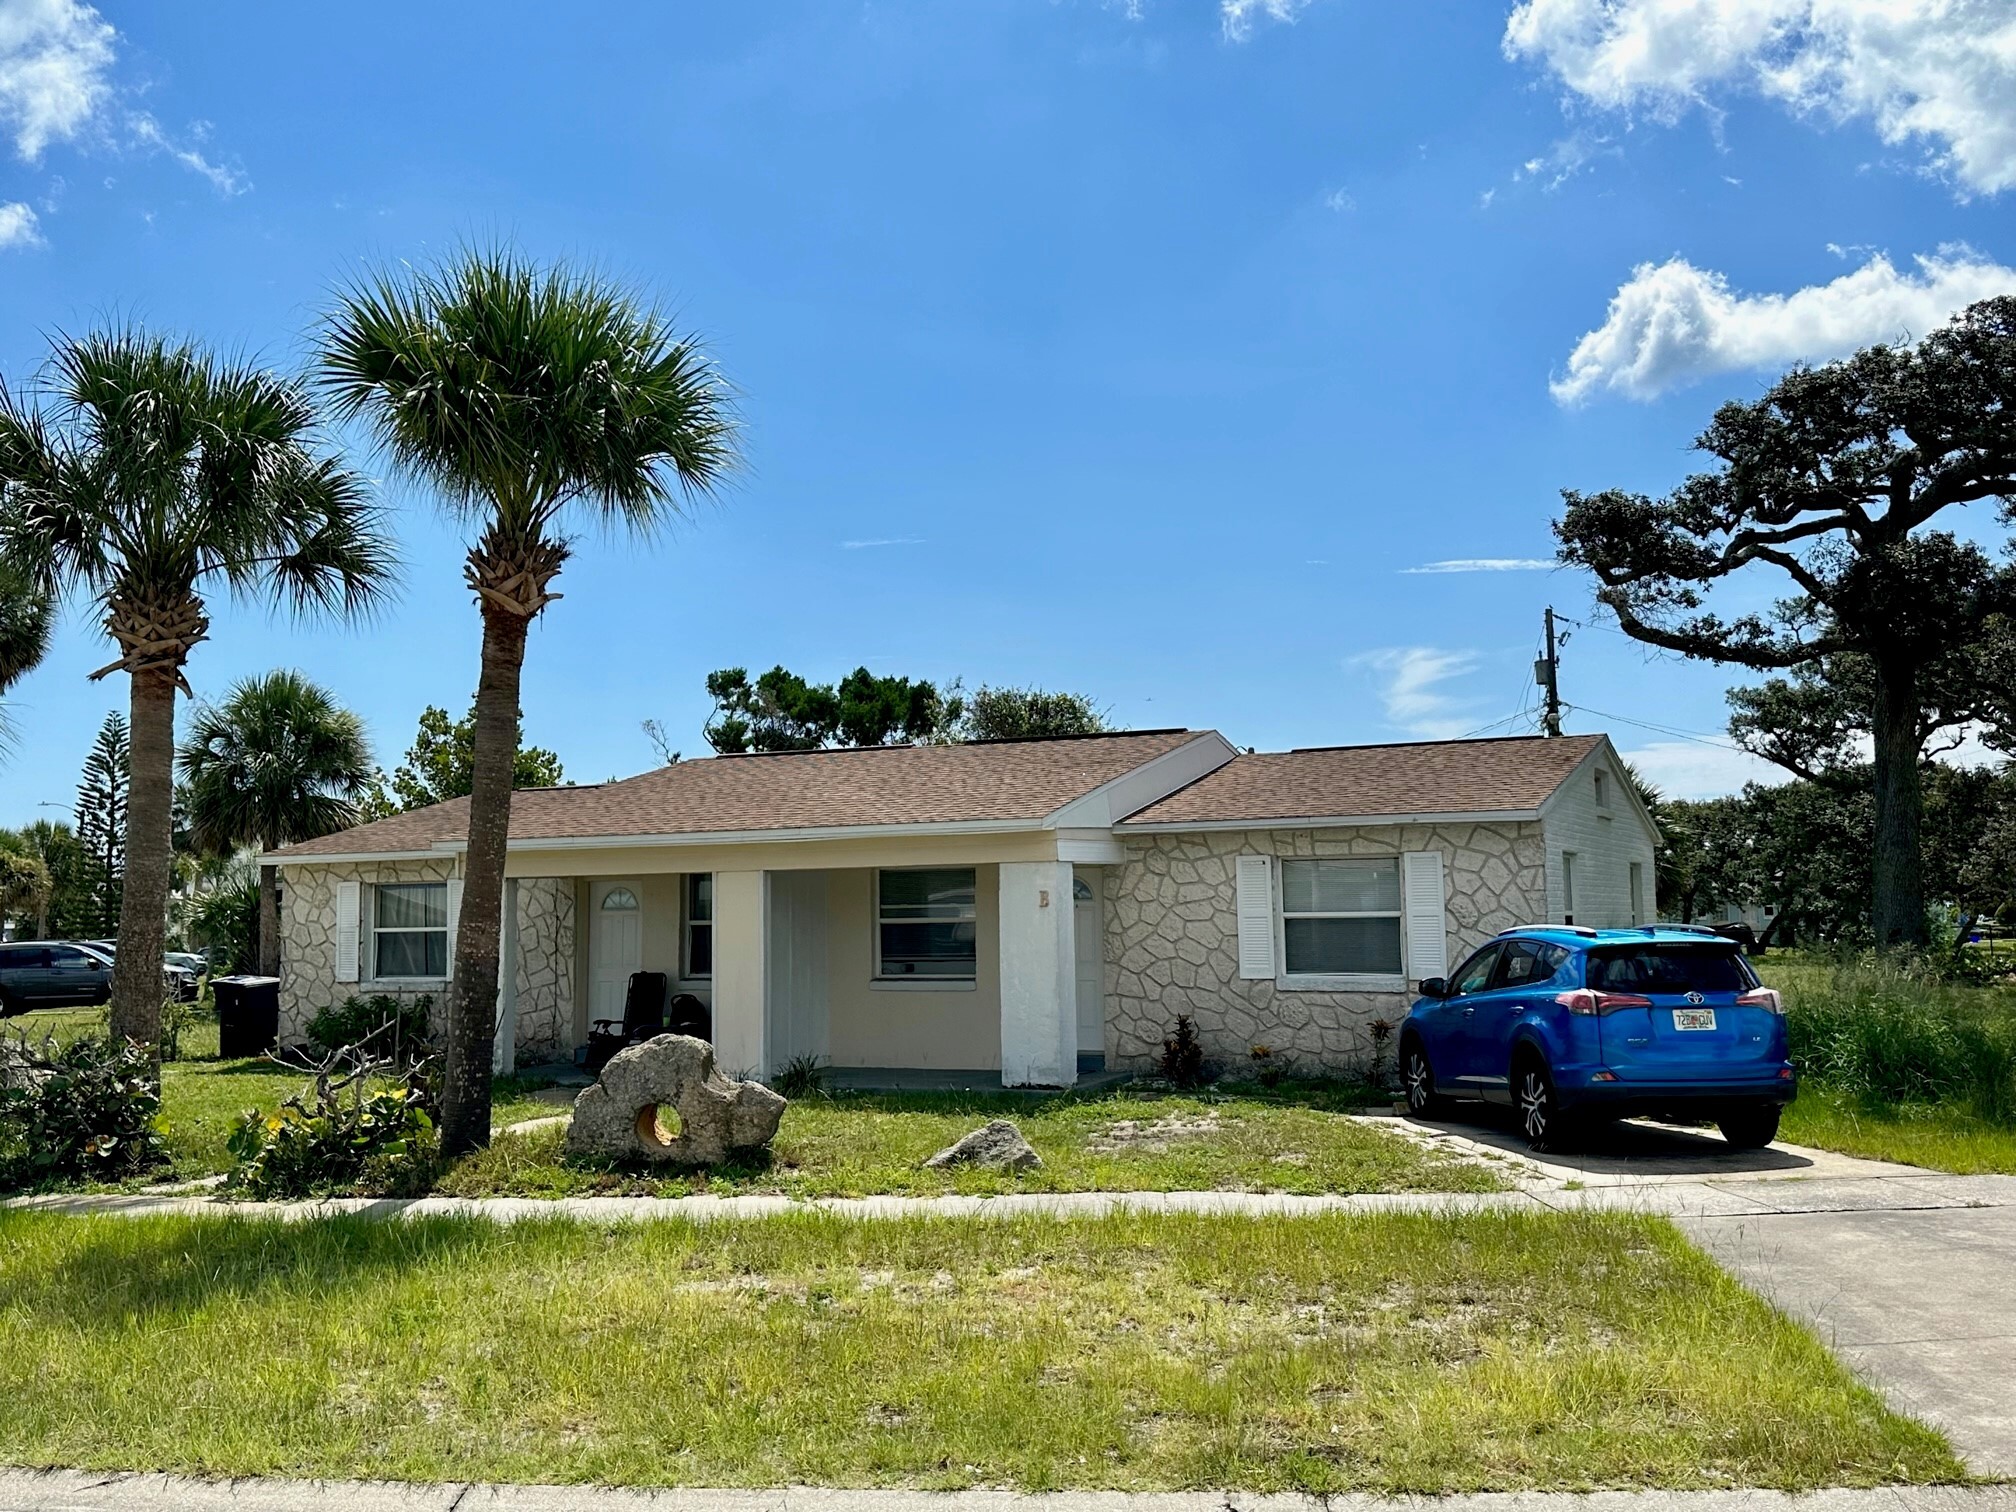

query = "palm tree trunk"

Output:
[[1870, 660, 1927, 949], [439, 603, 531, 1157], [258, 860, 281, 977], [110, 664, 176, 1068]]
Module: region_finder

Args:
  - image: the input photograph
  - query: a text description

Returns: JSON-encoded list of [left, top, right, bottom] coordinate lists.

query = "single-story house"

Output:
[[268, 729, 1656, 1086]]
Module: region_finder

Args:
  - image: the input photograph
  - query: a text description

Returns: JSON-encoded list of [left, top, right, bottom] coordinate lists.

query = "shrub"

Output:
[[1366, 1018, 1394, 1090], [0, 1035, 167, 1191], [226, 1080, 437, 1199], [305, 993, 434, 1060], [1159, 1015, 1206, 1088], [773, 1053, 827, 1100], [1247, 1044, 1282, 1089]]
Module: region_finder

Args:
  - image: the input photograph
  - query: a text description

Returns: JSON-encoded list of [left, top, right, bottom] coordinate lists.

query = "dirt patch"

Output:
[[1086, 1113, 1225, 1152]]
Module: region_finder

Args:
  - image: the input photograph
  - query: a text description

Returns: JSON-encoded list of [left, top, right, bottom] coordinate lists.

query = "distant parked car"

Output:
[[0, 941, 113, 1014], [1398, 925, 1797, 1152], [72, 942, 200, 1002]]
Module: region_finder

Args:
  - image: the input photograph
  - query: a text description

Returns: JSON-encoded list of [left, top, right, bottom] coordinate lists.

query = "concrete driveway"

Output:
[[1365, 1106, 2016, 1475], [1681, 1202, 2016, 1476]]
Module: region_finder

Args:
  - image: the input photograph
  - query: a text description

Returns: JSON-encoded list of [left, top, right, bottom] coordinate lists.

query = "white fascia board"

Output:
[[267, 847, 457, 867], [1045, 732, 1239, 831], [505, 817, 1037, 851], [1116, 808, 1542, 835], [1056, 829, 1127, 864]]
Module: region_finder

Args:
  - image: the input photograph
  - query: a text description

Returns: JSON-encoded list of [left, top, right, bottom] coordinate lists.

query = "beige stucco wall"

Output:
[[822, 866, 1001, 1070], [279, 860, 574, 1062], [1105, 822, 1548, 1075]]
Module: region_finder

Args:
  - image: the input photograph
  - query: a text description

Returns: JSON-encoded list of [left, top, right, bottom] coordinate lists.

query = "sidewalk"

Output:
[[0, 1472, 2011, 1512], [7, 1168, 2014, 1225]]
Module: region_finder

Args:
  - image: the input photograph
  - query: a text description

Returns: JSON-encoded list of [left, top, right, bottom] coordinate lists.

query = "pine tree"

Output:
[[75, 712, 129, 936]]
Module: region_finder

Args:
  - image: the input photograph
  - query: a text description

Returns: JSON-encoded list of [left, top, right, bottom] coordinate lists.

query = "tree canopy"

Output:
[[1557, 295, 2016, 945], [701, 666, 1109, 753], [361, 702, 568, 819]]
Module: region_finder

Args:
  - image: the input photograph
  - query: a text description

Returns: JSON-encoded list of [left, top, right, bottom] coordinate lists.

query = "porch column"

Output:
[[491, 876, 519, 1076], [712, 869, 769, 1080], [999, 859, 1077, 1088]]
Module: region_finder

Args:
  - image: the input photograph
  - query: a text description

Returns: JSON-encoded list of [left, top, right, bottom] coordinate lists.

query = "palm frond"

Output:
[[320, 246, 741, 546]]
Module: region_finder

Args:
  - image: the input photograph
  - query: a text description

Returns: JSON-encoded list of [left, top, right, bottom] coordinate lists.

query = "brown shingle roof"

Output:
[[273, 730, 1212, 859], [1117, 734, 1606, 828]]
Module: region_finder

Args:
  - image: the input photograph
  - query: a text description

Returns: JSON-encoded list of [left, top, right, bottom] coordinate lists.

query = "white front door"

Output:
[[591, 881, 644, 1022], [1073, 870, 1103, 1057]]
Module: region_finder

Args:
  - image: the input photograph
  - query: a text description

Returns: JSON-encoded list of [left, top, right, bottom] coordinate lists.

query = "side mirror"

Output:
[[1418, 977, 1449, 999]]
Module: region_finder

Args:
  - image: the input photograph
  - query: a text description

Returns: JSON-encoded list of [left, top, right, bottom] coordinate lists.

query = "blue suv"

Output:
[[1398, 925, 1796, 1151]]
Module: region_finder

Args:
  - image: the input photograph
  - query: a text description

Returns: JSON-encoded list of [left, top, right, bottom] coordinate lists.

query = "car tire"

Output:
[[1400, 1037, 1448, 1118], [0, 988, 14, 1017], [1717, 1104, 1782, 1150], [1515, 1053, 1571, 1152]]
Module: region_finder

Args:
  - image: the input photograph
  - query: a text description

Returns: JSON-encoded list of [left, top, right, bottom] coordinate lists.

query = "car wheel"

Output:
[[1401, 1038, 1447, 1117], [0, 988, 14, 1017], [1717, 1104, 1782, 1150], [1516, 1054, 1569, 1152]]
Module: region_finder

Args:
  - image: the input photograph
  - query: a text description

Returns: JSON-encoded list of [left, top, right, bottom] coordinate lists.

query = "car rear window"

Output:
[[1587, 945, 1757, 994]]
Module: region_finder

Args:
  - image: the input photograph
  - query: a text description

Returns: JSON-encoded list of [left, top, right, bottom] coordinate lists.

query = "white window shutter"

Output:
[[1234, 855, 1275, 980], [445, 879, 464, 978], [334, 880, 361, 983], [1402, 851, 1448, 982]]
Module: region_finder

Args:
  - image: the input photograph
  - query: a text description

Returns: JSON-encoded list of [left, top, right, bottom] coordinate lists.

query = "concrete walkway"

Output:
[[0, 1472, 2010, 1512]]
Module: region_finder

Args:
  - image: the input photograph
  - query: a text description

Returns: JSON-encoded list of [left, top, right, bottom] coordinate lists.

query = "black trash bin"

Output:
[[213, 975, 281, 1059]]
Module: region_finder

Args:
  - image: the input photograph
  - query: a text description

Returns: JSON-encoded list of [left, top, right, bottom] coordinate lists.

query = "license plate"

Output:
[[1672, 1008, 1717, 1031]]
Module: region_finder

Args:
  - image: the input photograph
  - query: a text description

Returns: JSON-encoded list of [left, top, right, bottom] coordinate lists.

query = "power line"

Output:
[[1563, 703, 1746, 750]]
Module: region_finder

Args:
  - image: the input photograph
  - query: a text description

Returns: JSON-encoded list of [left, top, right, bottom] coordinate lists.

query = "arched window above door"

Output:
[[1073, 877, 1094, 903], [601, 887, 640, 912]]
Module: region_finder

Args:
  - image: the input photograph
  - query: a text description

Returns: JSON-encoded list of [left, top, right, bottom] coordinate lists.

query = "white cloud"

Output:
[[1503, 0, 2016, 196], [1323, 186, 1355, 212], [1402, 558, 1556, 574], [1619, 739, 1786, 799], [0, 198, 39, 247], [1354, 647, 1484, 741], [129, 113, 245, 196], [1552, 247, 2016, 404], [841, 537, 924, 550], [1221, 0, 1319, 41], [0, 0, 114, 162]]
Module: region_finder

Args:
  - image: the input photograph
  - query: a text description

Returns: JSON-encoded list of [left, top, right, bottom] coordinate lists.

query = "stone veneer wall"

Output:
[[279, 861, 575, 1063], [1105, 822, 1547, 1075]]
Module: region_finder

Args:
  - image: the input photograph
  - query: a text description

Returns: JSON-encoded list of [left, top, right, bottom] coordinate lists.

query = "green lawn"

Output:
[[438, 1084, 1506, 1199], [0, 1207, 1960, 1492], [1781, 1086, 2016, 1174]]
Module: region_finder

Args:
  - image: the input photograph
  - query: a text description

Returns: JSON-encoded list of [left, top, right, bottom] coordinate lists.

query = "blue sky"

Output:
[[3, 0, 2014, 826]]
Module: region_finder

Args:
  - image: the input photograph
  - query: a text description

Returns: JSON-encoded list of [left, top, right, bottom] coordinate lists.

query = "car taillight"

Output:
[[1736, 988, 1785, 1014], [1553, 989, 1654, 1016]]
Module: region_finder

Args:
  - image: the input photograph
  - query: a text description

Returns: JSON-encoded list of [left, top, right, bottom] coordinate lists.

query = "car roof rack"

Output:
[[1496, 924, 1600, 938]]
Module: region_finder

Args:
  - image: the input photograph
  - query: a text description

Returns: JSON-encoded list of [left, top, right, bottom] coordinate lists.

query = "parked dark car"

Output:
[[1398, 924, 1797, 1152], [74, 942, 199, 1002], [0, 941, 114, 1014]]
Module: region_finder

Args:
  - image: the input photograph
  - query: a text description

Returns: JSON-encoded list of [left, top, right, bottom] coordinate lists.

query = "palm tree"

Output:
[[0, 558, 52, 749], [320, 249, 738, 1155], [179, 670, 374, 976], [0, 330, 394, 1064]]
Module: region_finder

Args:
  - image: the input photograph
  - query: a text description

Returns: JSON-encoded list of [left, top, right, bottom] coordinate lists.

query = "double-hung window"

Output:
[[876, 867, 977, 979], [1279, 858, 1403, 977], [373, 882, 447, 979], [683, 873, 713, 979]]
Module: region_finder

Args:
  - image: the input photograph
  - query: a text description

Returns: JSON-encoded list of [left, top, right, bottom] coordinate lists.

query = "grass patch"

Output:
[[1780, 1085, 2016, 1174], [437, 1084, 1503, 1198], [0, 1207, 1960, 1491], [1756, 951, 2016, 1173]]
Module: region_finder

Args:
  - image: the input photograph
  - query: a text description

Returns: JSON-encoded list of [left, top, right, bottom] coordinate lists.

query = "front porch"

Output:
[[507, 858, 1113, 1089]]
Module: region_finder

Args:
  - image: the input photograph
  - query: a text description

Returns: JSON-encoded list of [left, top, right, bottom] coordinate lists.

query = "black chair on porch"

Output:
[[584, 970, 671, 1072]]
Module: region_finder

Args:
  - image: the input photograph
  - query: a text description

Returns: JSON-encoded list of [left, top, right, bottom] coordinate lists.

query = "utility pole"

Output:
[[1536, 606, 1563, 738]]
